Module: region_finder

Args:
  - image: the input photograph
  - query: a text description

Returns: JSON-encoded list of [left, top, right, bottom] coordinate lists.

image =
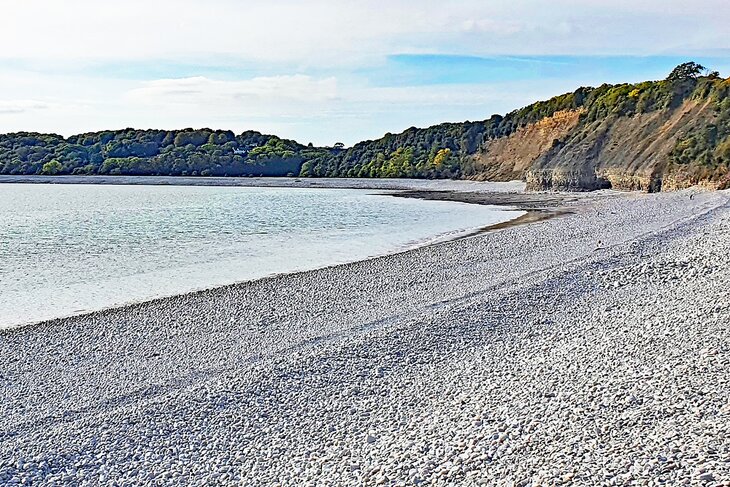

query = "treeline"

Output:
[[0, 63, 728, 180], [0, 129, 326, 177]]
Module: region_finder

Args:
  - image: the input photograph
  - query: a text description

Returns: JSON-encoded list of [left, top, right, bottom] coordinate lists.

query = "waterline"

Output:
[[0, 184, 523, 328]]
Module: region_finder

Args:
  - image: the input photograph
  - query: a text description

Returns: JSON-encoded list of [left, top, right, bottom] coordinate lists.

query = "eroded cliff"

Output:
[[469, 73, 730, 192]]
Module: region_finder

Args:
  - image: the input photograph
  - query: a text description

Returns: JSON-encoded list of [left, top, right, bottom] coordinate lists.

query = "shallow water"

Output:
[[0, 183, 523, 328]]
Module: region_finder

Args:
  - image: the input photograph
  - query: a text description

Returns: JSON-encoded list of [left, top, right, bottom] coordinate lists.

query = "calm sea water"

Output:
[[0, 184, 523, 328]]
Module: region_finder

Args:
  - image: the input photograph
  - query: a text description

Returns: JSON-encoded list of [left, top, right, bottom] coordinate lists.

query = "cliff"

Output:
[[471, 70, 730, 191], [469, 109, 584, 183], [520, 97, 724, 191]]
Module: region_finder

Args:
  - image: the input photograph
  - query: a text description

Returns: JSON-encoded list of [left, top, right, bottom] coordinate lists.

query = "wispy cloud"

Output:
[[0, 100, 51, 115], [460, 19, 526, 36], [128, 75, 338, 105], [3, 0, 729, 64]]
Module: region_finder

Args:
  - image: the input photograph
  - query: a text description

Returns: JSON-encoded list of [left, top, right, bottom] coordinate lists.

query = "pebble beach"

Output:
[[1, 187, 729, 486]]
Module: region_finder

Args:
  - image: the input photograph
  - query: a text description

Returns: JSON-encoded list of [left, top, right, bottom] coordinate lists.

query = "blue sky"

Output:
[[1, 0, 729, 145]]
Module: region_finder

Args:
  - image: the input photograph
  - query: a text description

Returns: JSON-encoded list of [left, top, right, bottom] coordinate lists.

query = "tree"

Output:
[[41, 159, 63, 175], [432, 148, 452, 168], [299, 160, 313, 177], [667, 62, 707, 81]]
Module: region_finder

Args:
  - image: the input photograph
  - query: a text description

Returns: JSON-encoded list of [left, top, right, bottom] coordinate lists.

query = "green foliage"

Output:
[[580, 69, 723, 124], [0, 129, 319, 177], [670, 77, 730, 169], [504, 88, 592, 132], [41, 159, 63, 175], [248, 137, 299, 161], [667, 62, 706, 81]]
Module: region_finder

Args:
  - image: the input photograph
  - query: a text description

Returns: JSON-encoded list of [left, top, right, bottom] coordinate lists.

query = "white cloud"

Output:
[[0, 100, 50, 115], [2, 0, 729, 64], [461, 19, 526, 36], [122, 75, 340, 129], [128, 75, 338, 105]]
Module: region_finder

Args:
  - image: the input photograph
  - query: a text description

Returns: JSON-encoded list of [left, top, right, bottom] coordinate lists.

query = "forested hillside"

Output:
[[0, 130, 328, 177], [1, 62, 728, 190]]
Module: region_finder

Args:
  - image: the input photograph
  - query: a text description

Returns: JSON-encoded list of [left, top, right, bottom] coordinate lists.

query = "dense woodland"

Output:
[[1, 63, 728, 181]]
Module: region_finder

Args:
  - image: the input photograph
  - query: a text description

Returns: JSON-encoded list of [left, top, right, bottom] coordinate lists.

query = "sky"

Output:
[[1, 0, 729, 146]]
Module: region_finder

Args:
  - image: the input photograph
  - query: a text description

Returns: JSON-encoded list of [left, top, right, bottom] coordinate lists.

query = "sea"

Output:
[[0, 183, 523, 328]]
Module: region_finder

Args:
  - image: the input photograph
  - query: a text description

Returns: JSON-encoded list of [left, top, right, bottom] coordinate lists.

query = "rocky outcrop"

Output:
[[524, 169, 610, 192]]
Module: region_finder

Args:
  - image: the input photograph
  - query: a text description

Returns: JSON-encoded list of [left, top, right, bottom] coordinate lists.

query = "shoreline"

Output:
[[2, 189, 729, 484], [0, 173, 548, 210], [0, 207, 527, 333], [387, 188, 575, 210], [0, 174, 526, 193], [0, 209, 539, 333], [0, 173, 620, 217], [0, 176, 551, 331]]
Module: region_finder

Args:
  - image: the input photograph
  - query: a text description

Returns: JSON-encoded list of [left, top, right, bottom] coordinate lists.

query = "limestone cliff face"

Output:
[[526, 99, 718, 191], [469, 99, 727, 192], [469, 110, 583, 182]]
